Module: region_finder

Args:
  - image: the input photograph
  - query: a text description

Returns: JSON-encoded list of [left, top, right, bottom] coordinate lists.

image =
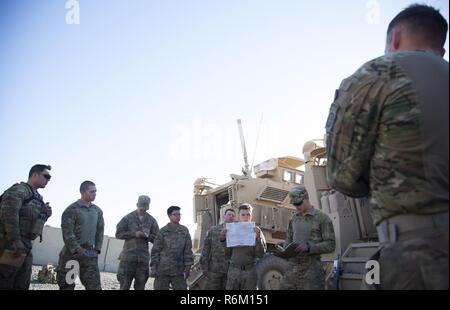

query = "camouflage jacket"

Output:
[[61, 200, 104, 254], [116, 210, 159, 262], [286, 207, 335, 256], [225, 226, 266, 267], [199, 223, 229, 274], [0, 182, 48, 248], [326, 51, 449, 224], [150, 223, 194, 276]]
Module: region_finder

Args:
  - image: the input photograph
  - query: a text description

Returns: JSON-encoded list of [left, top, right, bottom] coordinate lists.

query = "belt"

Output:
[[377, 212, 449, 243], [80, 244, 95, 250], [230, 262, 254, 271]]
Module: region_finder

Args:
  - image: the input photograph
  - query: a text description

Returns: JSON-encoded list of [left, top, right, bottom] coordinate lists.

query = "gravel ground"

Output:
[[30, 265, 154, 290]]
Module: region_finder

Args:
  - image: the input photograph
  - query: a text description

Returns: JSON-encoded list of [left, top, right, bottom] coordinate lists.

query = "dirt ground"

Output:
[[30, 265, 154, 290]]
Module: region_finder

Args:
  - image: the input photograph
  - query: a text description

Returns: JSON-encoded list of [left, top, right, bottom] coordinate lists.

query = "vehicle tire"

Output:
[[256, 254, 289, 290], [187, 261, 207, 290]]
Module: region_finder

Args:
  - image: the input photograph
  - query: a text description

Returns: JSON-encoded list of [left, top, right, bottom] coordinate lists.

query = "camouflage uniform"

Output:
[[326, 51, 449, 289], [279, 207, 335, 290], [225, 226, 266, 290], [115, 210, 159, 290], [150, 223, 194, 290], [56, 200, 104, 290], [200, 223, 229, 290], [0, 182, 49, 290]]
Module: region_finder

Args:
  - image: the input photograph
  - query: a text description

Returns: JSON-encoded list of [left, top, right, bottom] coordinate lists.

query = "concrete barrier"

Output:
[[32, 226, 64, 266], [101, 237, 123, 273], [31, 226, 152, 273]]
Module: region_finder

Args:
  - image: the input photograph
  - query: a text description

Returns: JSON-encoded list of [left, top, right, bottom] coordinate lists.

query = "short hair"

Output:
[[167, 205, 181, 215], [80, 180, 96, 193], [28, 164, 51, 179], [224, 208, 235, 215], [387, 4, 448, 48], [238, 203, 252, 213]]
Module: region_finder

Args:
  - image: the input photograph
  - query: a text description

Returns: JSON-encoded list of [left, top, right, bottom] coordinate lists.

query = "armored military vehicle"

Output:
[[187, 121, 379, 290]]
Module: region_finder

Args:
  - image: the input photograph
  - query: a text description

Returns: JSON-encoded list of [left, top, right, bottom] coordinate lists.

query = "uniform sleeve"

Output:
[[221, 229, 232, 259], [61, 207, 81, 253], [224, 247, 232, 261], [308, 215, 336, 255], [183, 231, 194, 272], [115, 216, 134, 240], [325, 64, 386, 197], [150, 230, 163, 268], [254, 227, 266, 258], [199, 229, 212, 271], [95, 209, 104, 252], [0, 187, 26, 242], [148, 218, 159, 243], [285, 219, 293, 245], [224, 240, 232, 259]]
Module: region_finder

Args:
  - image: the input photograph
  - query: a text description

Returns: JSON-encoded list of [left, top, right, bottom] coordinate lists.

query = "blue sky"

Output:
[[1, 0, 448, 237]]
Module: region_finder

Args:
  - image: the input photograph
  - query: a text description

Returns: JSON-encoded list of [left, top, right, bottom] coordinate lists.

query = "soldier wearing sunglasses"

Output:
[[279, 187, 335, 290], [0, 164, 53, 289]]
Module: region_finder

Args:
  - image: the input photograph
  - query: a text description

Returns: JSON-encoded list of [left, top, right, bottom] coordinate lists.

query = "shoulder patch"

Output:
[[339, 77, 355, 91], [326, 98, 339, 134]]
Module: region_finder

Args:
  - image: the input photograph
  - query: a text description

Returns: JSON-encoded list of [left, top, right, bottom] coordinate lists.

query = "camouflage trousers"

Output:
[[154, 274, 187, 290], [0, 249, 33, 290], [205, 271, 227, 290], [279, 255, 325, 290], [375, 230, 449, 290], [117, 260, 149, 290], [56, 247, 101, 290], [226, 265, 257, 290]]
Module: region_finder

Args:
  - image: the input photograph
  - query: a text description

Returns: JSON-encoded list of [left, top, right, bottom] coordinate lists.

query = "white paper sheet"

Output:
[[226, 222, 256, 247]]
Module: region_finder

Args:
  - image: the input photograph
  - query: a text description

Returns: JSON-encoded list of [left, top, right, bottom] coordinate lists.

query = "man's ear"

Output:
[[391, 29, 402, 51]]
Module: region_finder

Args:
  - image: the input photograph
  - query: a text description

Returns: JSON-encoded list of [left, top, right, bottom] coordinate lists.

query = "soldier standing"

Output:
[[223, 203, 266, 290], [279, 187, 335, 290], [115, 195, 159, 290], [0, 164, 52, 290], [200, 208, 236, 290], [56, 180, 104, 290], [325, 4, 449, 289], [150, 206, 193, 290]]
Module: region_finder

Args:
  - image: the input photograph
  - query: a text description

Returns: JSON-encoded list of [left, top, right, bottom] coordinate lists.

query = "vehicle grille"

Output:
[[259, 187, 289, 203]]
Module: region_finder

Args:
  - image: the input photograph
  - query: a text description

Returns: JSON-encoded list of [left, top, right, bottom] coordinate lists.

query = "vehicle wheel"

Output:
[[187, 268, 207, 290], [256, 254, 289, 290]]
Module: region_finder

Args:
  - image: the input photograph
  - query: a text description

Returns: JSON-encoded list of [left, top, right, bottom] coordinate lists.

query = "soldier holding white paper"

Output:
[[220, 203, 266, 290]]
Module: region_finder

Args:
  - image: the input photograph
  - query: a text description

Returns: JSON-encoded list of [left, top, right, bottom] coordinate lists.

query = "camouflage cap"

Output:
[[137, 195, 151, 206], [288, 187, 308, 205]]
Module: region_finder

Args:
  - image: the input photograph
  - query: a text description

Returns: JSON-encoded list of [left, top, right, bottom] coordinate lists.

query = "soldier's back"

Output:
[[328, 51, 448, 224]]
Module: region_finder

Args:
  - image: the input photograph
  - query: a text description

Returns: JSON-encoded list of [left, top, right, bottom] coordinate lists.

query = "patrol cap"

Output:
[[288, 187, 308, 205], [137, 195, 151, 206]]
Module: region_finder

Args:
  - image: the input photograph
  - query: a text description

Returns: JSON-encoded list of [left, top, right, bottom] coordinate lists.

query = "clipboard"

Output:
[[273, 242, 299, 259]]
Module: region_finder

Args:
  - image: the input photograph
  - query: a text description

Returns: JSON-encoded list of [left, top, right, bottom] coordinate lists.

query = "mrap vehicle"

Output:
[[187, 121, 379, 289]]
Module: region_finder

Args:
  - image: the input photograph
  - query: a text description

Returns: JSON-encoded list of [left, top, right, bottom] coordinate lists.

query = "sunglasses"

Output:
[[42, 174, 52, 180], [293, 200, 304, 207]]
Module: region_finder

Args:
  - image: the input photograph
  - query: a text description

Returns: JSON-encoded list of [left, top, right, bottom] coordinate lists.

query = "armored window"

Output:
[[283, 170, 294, 182], [295, 173, 303, 184]]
